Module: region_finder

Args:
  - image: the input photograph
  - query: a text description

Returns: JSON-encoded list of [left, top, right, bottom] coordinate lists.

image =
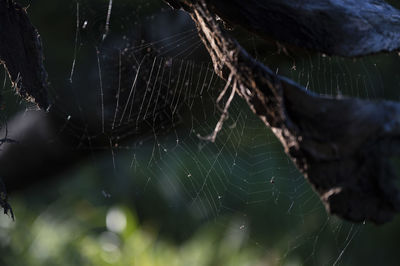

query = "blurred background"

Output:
[[0, 0, 400, 265]]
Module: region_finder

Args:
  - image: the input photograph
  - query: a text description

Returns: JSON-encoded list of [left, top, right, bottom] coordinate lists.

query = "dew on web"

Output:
[[3, 0, 400, 265]]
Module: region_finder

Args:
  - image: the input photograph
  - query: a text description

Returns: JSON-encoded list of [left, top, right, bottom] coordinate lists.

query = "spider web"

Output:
[[4, 0, 400, 265]]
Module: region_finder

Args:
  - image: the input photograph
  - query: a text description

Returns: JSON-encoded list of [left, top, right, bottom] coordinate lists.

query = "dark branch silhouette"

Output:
[[0, 0, 49, 108], [163, 0, 400, 224], [166, 0, 400, 56]]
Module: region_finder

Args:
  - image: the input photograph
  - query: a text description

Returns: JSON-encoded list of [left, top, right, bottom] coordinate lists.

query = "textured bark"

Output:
[[167, 0, 400, 57], [0, 0, 49, 218], [0, 0, 48, 108], [164, 0, 400, 224]]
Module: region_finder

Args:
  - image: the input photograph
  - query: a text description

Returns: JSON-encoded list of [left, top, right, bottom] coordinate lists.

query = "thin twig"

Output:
[[198, 72, 236, 142]]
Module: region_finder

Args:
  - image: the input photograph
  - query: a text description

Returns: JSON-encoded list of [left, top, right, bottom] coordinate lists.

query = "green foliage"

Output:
[[0, 187, 276, 266]]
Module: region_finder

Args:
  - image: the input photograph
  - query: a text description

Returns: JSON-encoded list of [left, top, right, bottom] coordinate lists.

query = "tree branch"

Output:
[[0, 0, 49, 108], [166, 0, 400, 57], [164, 0, 400, 224]]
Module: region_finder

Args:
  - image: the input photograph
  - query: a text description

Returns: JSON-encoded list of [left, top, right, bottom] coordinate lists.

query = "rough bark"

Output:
[[0, 0, 52, 218], [164, 0, 400, 224], [168, 0, 400, 57], [0, 0, 49, 108]]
